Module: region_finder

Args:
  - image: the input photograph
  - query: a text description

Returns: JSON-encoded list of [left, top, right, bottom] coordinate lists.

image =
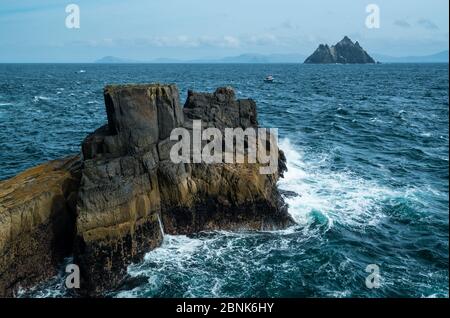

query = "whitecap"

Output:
[[33, 96, 52, 103], [278, 138, 400, 230]]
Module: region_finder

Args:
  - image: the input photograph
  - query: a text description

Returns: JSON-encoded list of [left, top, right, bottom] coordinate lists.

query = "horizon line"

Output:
[[1, 49, 448, 64]]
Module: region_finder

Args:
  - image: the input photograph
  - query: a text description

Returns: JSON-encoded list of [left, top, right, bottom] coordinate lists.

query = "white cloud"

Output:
[[243, 34, 279, 46], [67, 33, 325, 51], [222, 36, 240, 48], [69, 35, 244, 49], [126, 35, 241, 48]]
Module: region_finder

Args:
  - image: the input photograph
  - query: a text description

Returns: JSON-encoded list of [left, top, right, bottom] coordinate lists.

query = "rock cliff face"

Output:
[[0, 84, 294, 297], [304, 36, 376, 64], [0, 156, 81, 296]]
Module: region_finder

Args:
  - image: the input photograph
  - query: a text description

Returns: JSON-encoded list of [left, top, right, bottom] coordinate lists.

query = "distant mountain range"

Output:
[[95, 54, 306, 64], [95, 56, 142, 63], [95, 50, 449, 64]]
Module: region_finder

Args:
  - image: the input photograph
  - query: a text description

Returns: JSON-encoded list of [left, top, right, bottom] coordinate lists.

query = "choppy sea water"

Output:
[[0, 63, 448, 298]]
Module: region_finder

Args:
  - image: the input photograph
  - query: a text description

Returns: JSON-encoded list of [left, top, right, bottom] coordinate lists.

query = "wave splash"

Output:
[[115, 138, 410, 297], [278, 138, 401, 230], [20, 136, 446, 298]]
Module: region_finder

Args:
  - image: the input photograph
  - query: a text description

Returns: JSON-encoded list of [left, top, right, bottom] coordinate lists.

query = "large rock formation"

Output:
[[75, 84, 293, 295], [304, 36, 376, 64], [0, 84, 294, 297]]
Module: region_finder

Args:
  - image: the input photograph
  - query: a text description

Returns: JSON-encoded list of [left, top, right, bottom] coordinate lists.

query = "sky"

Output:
[[0, 0, 448, 62]]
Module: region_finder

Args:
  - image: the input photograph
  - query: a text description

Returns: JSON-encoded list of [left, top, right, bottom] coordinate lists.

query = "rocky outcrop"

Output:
[[304, 36, 376, 64], [0, 84, 293, 297], [0, 156, 81, 297], [75, 84, 293, 295]]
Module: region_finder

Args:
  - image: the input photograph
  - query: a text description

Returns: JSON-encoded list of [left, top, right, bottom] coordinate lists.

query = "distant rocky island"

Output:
[[304, 36, 376, 64]]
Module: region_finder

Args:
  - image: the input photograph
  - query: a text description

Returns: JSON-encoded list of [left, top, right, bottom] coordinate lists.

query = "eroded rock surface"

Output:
[[75, 84, 293, 295], [0, 84, 294, 297]]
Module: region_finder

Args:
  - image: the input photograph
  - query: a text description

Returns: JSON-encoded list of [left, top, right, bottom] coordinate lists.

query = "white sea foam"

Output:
[[117, 234, 208, 297], [278, 138, 398, 229], [17, 257, 74, 298], [118, 138, 412, 297], [33, 95, 52, 103], [124, 139, 401, 262], [127, 235, 205, 276]]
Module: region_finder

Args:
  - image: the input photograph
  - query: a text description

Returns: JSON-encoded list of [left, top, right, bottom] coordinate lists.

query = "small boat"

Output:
[[264, 75, 274, 83], [77, 70, 86, 73]]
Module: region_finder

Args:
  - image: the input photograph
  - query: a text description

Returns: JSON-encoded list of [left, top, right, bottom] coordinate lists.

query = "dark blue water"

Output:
[[1, 63, 448, 298]]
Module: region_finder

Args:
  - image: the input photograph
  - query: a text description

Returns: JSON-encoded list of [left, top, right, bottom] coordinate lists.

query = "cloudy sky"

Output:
[[0, 0, 448, 62]]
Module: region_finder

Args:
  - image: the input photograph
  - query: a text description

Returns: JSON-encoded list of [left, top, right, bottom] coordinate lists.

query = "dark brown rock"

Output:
[[74, 84, 293, 295]]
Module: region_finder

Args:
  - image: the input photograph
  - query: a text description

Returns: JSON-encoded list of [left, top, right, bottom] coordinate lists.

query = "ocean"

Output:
[[0, 63, 448, 298]]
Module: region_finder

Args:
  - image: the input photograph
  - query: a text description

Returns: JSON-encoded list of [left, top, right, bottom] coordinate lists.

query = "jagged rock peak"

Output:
[[304, 36, 376, 64], [337, 35, 354, 46]]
